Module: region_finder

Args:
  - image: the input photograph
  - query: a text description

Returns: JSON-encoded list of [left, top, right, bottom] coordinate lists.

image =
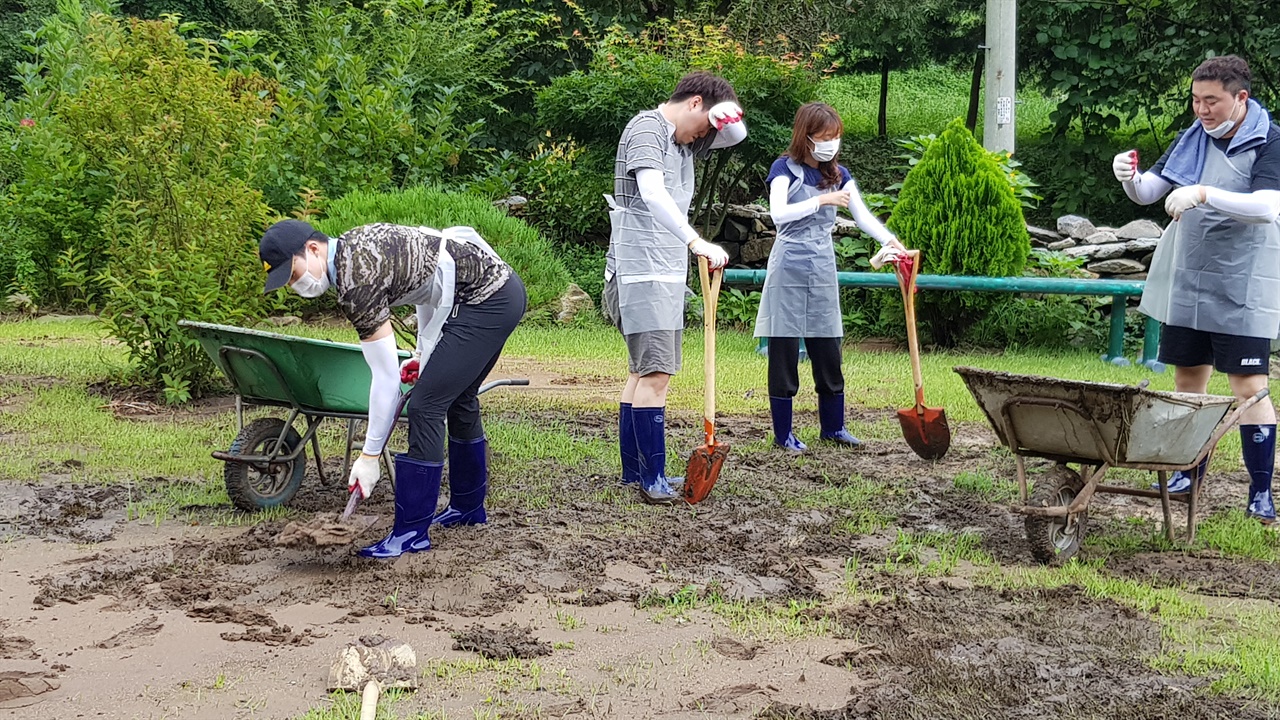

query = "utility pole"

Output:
[[983, 0, 1016, 153]]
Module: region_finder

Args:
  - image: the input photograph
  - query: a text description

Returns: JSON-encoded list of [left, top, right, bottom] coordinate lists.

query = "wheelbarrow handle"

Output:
[[1192, 387, 1272, 469], [479, 379, 530, 394]]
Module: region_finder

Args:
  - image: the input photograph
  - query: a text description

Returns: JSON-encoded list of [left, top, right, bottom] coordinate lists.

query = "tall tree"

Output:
[[831, 0, 982, 136]]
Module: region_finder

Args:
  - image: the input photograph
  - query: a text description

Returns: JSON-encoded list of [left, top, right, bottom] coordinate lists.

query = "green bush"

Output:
[[888, 118, 1030, 347], [51, 13, 275, 401], [0, 0, 111, 306], [313, 186, 572, 313], [535, 20, 823, 234], [519, 141, 614, 244]]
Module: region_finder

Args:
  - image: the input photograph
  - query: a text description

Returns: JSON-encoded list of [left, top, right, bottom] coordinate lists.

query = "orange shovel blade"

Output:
[[897, 406, 951, 460], [683, 442, 730, 504]]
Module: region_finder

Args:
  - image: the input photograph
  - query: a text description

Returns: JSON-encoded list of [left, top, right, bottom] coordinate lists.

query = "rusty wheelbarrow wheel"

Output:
[[1024, 465, 1088, 566], [224, 418, 306, 512]]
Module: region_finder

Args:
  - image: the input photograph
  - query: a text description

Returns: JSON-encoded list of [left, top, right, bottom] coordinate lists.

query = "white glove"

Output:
[[708, 101, 743, 131], [689, 238, 729, 269], [1165, 185, 1205, 220], [1112, 150, 1138, 183], [348, 453, 381, 499]]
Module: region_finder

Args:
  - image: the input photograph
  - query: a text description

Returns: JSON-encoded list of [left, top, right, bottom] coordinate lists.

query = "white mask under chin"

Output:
[[291, 268, 330, 298], [810, 137, 841, 162], [1204, 101, 1240, 139]]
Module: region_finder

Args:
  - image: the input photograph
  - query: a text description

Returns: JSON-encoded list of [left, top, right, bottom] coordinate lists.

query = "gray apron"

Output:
[[605, 136, 695, 335], [753, 160, 844, 338], [1140, 143, 1280, 339]]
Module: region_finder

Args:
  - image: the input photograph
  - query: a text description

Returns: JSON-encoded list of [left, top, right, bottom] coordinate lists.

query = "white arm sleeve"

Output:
[[708, 120, 748, 150], [844, 179, 896, 245], [635, 167, 700, 244], [1203, 187, 1280, 224], [769, 175, 820, 225], [1123, 171, 1173, 205], [359, 334, 401, 456]]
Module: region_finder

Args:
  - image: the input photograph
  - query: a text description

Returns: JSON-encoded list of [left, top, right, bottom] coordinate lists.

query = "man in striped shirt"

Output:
[[602, 72, 746, 504]]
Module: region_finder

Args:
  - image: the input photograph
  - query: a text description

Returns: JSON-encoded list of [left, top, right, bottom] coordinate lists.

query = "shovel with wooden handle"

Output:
[[891, 249, 951, 460], [684, 255, 730, 504]]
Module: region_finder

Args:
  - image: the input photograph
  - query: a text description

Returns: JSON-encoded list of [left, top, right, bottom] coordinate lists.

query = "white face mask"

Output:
[[1204, 99, 1241, 139], [289, 253, 330, 298], [810, 137, 841, 162]]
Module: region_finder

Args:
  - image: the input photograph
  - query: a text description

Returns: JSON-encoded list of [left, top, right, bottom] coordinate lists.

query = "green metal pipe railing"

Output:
[[721, 269, 1162, 370]]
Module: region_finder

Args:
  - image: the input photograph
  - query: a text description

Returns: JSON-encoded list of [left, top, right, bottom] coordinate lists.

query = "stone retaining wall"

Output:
[[713, 204, 1165, 279]]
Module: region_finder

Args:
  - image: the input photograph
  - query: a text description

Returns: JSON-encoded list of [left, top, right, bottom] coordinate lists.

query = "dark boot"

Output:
[[1151, 456, 1207, 494], [1242, 424, 1276, 524], [769, 396, 806, 452], [818, 393, 861, 446], [359, 454, 440, 558], [433, 436, 488, 527], [631, 406, 682, 505], [620, 402, 641, 485]]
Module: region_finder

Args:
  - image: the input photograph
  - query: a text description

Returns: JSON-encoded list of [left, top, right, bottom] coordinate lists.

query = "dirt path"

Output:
[[2, 409, 1279, 718]]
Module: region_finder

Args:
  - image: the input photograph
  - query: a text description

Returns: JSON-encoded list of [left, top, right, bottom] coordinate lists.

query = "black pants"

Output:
[[407, 275, 526, 462], [767, 337, 844, 398]]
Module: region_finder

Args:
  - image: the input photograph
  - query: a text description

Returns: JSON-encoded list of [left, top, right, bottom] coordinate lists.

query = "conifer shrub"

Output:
[[888, 118, 1031, 346]]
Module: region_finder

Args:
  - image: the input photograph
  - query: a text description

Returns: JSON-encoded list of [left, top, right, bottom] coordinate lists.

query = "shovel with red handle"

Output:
[[883, 249, 951, 460]]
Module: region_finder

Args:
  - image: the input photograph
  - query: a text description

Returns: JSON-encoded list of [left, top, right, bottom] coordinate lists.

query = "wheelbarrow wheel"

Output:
[[1025, 465, 1088, 566], [224, 418, 306, 512]]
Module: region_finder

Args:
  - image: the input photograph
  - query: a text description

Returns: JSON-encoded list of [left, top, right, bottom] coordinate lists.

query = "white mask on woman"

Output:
[[810, 137, 841, 162]]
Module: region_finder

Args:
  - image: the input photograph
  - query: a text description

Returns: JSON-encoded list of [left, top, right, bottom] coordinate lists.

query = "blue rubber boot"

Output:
[[1151, 457, 1207, 495], [818, 393, 861, 446], [620, 402, 641, 485], [1242, 424, 1276, 524], [359, 454, 440, 558], [769, 396, 807, 452], [631, 406, 682, 505], [433, 436, 488, 527]]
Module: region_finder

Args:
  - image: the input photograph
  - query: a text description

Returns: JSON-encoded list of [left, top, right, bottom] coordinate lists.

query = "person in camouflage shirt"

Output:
[[259, 219, 526, 558]]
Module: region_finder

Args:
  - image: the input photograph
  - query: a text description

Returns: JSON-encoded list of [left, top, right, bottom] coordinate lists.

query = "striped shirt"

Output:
[[612, 109, 717, 212]]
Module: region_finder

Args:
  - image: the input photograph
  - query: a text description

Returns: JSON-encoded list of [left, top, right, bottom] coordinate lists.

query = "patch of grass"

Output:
[[979, 558, 1280, 700], [555, 609, 583, 631], [785, 473, 897, 536], [637, 583, 835, 640], [1084, 516, 1176, 558], [882, 530, 994, 577], [421, 657, 546, 693], [124, 478, 293, 527], [1157, 602, 1280, 702], [1194, 510, 1280, 563], [820, 63, 1058, 140], [979, 559, 1203, 619], [952, 470, 1018, 503], [293, 689, 417, 720]]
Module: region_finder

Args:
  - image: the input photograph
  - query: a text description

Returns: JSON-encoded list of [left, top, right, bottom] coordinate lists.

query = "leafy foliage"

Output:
[[888, 118, 1030, 346], [51, 13, 275, 398], [535, 20, 825, 235]]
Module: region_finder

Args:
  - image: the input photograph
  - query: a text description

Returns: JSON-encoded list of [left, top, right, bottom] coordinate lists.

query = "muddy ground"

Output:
[[3, 393, 1280, 718]]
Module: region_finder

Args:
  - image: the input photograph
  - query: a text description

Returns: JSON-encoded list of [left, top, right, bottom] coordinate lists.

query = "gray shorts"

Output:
[[603, 276, 683, 376]]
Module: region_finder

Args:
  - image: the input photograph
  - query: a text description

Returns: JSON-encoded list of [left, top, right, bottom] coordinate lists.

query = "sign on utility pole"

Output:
[[983, 0, 1016, 154]]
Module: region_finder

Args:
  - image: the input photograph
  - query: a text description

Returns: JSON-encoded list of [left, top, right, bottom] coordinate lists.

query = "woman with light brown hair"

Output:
[[754, 102, 905, 452]]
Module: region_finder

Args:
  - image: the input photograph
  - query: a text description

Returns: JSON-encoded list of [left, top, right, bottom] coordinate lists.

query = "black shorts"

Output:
[[1157, 324, 1272, 374]]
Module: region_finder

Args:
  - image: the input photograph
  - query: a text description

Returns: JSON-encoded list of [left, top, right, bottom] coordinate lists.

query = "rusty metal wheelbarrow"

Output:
[[955, 366, 1269, 565], [180, 321, 527, 512]]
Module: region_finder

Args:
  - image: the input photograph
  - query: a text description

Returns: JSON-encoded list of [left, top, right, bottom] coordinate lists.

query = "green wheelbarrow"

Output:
[[180, 321, 528, 512]]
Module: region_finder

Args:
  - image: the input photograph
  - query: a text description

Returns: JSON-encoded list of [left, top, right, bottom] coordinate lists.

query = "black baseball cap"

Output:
[[259, 219, 329, 293]]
